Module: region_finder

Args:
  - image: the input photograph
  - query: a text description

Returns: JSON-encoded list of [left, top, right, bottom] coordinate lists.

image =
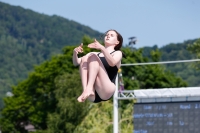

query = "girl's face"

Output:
[[104, 30, 119, 46]]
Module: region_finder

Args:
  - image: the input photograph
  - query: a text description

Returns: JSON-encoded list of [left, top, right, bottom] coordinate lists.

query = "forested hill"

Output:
[[0, 1, 102, 96], [0, 2, 101, 46], [142, 39, 197, 60], [142, 39, 200, 87]]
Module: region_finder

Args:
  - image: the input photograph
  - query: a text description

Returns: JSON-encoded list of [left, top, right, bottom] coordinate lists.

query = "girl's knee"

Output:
[[88, 54, 98, 61]]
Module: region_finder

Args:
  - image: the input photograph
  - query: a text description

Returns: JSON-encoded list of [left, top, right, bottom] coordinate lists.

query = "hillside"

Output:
[[142, 39, 200, 87], [0, 1, 102, 97], [0, 2, 101, 46]]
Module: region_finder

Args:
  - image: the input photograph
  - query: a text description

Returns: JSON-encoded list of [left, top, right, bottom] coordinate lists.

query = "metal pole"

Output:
[[121, 59, 200, 66], [113, 74, 118, 133]]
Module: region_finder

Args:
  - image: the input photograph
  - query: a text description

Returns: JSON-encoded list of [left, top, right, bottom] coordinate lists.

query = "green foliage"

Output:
[[43, 72, 89, 133], [142, 39, 200, 87], [0, 2, 101, 46], [74, 101, 116, 133], [0, 36, 98, 132], [187, 38, 200, 70], [0, 45, 78, 132], [150, 49, 161, 62], [121, 48, 187, 90], [0, 2, 102, 109]]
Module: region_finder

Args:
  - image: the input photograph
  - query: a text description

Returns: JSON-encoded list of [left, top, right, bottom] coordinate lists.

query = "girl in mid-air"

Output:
[[72, 29, 123, 103]]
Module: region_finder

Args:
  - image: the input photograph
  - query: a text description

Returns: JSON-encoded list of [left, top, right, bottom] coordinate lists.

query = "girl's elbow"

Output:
[[74, 62, 79, 66], [109, 60, 119, 67], [73, 61, 78, 66], [109, 62, 116, 67]]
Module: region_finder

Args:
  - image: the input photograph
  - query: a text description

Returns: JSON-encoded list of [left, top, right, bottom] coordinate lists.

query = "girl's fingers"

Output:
[[87, 44, 93, 48], [94, 39, 99, 44], [79, 47, 83, 52], [77, 47, 83, 53], [80, 43, 83, 47]]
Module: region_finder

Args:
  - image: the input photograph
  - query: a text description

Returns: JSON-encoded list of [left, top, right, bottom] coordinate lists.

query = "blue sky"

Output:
[[1, 0, 200, 48]]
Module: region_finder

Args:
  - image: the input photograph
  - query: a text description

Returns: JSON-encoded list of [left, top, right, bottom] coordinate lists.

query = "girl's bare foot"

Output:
[[77, 94, 84, 102], [77, 89, 94, 102]]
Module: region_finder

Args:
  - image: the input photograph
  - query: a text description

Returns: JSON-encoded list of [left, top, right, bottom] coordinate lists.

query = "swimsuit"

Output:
[[93, 51, 119, 103]]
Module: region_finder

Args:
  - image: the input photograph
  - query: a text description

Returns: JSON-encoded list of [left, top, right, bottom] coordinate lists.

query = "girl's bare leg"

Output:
[[80, 54, 100, 101], [77, 55, 95, 102], [80, 54, 116, 102]]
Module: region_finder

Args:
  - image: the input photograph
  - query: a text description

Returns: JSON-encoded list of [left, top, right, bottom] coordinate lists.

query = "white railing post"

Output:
[[113, 74, 118, 133]]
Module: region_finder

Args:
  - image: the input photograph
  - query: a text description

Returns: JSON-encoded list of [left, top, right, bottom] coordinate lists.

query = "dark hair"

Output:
[[103, 29, 126, 58]]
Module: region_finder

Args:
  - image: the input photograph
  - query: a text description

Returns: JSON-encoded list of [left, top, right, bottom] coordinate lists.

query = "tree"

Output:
[[187, 38, 200, 70], [0, 36, 94, 133], [121, 48, 187, 90], [42, 72, 89, 133]]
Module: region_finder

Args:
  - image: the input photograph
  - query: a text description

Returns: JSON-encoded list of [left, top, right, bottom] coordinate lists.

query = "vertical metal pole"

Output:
[[113, 74, 118, 133]]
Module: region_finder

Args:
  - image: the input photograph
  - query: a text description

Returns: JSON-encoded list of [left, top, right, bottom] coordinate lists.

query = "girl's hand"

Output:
[[74, 43, 83, 54], [88, 39, 104, 50]]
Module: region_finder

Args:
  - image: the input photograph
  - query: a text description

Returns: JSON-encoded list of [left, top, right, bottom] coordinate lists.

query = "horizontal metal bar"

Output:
[[121, 59, 200, 66]]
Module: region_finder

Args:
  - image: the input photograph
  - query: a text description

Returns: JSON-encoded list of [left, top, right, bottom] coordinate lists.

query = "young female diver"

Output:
[[72, 29, 123, 103]]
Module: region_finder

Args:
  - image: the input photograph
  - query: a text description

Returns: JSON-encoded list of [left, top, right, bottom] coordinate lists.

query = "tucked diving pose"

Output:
[[72, 29, 123, 103]]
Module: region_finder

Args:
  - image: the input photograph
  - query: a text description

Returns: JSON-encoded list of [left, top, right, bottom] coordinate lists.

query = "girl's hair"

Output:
[[103, 29, 126, 58]]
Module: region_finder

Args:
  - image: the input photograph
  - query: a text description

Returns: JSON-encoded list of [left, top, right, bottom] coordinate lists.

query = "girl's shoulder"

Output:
[[112, 50, 122, 55], [114, 50, 126, 58]]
